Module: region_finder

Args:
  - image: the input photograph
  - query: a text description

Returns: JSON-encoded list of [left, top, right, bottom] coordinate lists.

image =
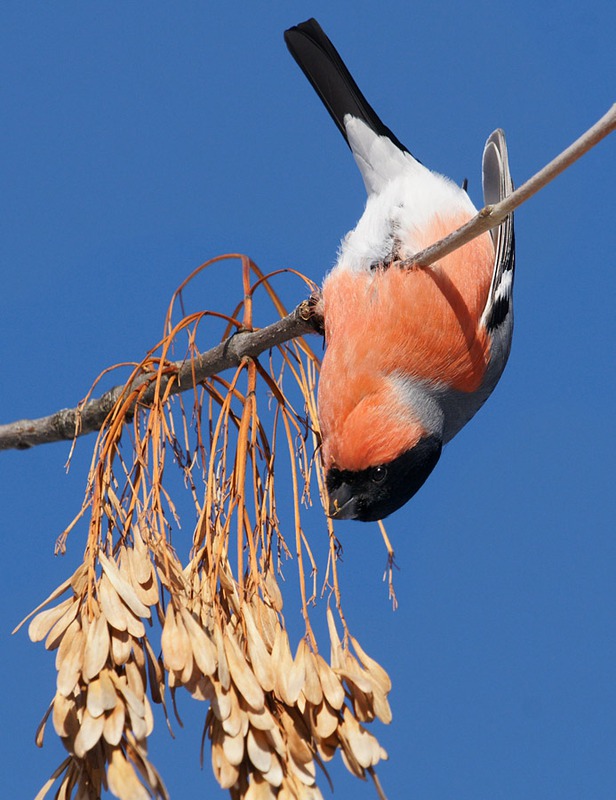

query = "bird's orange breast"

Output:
[[318, 215, 495, 471]]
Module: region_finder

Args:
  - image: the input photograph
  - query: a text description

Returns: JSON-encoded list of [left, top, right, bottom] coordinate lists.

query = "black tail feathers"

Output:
[[284, 18, 409, 154]]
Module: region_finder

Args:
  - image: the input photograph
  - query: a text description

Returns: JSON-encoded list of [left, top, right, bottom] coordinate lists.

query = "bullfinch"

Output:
[[284, 19, 515, 521]]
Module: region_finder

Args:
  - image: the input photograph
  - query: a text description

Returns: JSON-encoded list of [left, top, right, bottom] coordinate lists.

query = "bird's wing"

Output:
[[481, 129, 515, 331], [284, 18, 422, 195]]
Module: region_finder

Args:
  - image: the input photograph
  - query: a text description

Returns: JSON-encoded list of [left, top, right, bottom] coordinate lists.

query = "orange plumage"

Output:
[[319, 216, 495, 472]]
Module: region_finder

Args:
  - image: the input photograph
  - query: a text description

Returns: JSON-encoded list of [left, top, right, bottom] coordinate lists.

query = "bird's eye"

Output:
[[370, 466, 387, 484]]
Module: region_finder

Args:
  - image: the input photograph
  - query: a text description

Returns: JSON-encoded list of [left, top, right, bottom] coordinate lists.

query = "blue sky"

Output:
[[1, 2, 615, 799]]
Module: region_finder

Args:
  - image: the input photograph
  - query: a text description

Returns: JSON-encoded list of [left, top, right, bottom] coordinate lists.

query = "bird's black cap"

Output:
[[326, 435, 442, 522]]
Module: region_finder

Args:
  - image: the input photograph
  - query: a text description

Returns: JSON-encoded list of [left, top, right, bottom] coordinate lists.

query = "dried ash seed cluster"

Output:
[[23, 527, 391, 800], [26, 533, 166, 799]]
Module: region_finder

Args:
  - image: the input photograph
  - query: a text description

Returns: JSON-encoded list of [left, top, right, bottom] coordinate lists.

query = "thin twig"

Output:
[[404, 103, 616, 268]]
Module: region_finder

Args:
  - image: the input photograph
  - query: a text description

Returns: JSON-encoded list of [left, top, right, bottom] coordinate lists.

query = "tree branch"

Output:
[[0, 303, 318, 451], [404, 103, 616, 268], [2, 105, 614, 453]]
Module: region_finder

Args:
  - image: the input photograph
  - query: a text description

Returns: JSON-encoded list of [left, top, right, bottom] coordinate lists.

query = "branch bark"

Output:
[[1, 104, 614, 453], [0, 303, 318, 451]]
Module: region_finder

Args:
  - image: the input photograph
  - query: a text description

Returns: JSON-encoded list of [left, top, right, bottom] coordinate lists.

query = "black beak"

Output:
[[327, 481, 360, 520]]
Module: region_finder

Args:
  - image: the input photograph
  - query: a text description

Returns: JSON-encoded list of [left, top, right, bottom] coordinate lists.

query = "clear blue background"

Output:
[[1, 2, 615, 799]]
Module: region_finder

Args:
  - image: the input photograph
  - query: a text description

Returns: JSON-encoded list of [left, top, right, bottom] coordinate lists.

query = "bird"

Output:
[[284, 19, 515, 522]]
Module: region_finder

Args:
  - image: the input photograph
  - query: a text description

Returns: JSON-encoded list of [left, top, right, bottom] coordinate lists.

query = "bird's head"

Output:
[[319, 377, 443, 521], [325, 435, 442, 521]]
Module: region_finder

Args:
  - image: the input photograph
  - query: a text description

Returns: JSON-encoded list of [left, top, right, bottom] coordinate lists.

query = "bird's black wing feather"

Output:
[[481, 129, 515, 332]]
